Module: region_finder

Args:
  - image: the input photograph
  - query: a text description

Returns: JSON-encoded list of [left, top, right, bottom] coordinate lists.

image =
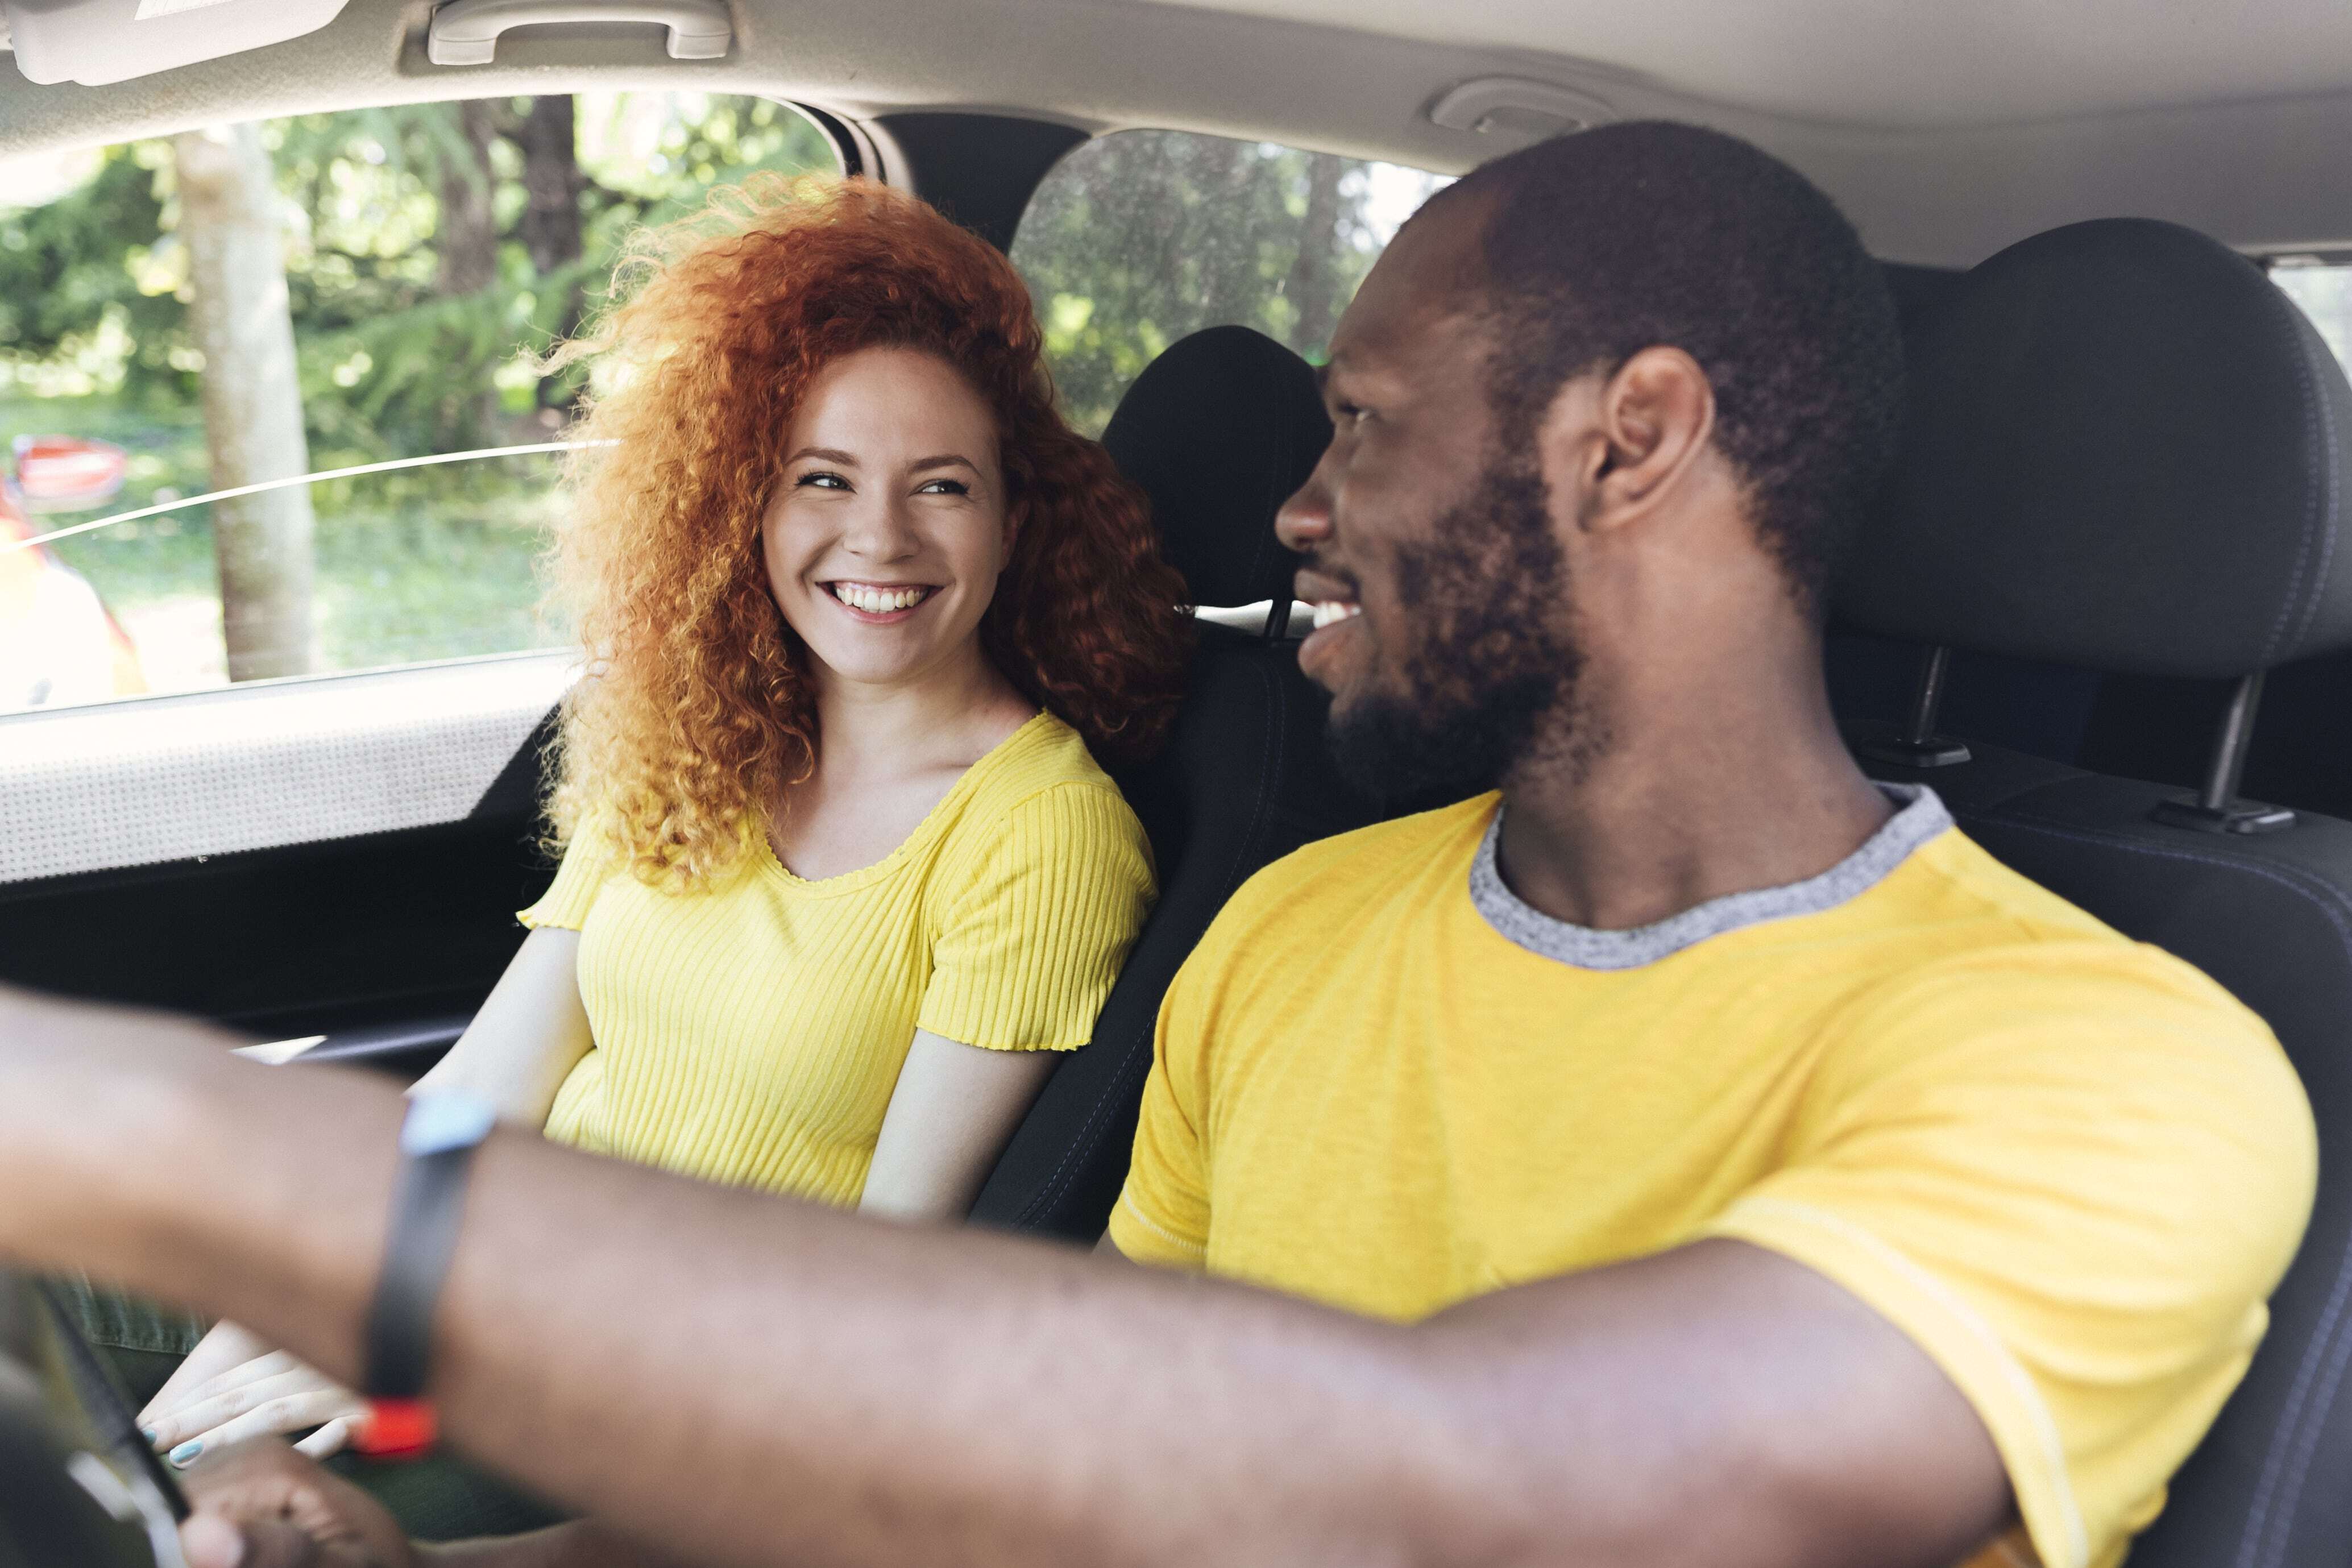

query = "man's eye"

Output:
[[798, 472, 849, 491], [1335, 401, 1370, 425]]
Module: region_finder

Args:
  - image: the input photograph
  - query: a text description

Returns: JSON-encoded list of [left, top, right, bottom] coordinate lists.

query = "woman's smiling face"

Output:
[[761, 346, 1015, 691]]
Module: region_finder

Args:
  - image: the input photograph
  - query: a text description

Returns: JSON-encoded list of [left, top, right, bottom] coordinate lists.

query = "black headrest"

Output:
[[1837, 218, 2352, 678], [1102, 326, 1331, 609]]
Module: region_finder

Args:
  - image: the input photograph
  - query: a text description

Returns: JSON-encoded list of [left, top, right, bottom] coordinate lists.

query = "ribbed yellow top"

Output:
[[520, 712, 1154, 1204]]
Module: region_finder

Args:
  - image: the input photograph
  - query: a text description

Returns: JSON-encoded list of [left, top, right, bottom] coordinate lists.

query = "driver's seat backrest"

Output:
[[969, 327, 1379, 1239], [1837, 218, 2352, 1568]]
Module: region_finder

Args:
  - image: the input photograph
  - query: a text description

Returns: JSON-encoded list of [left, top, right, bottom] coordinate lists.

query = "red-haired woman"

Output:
[[127, 177, 1190, 1494]]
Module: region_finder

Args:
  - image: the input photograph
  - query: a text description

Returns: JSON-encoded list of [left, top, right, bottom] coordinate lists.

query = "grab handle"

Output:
[[426, 0, 732, 65]]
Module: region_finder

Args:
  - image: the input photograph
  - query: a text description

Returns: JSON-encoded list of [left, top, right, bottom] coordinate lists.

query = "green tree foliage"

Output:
[[0, 142, 182, 402], [280, 93, 836, 461], [1010, 130, 1448, 433], [0, 94, 837, 467]]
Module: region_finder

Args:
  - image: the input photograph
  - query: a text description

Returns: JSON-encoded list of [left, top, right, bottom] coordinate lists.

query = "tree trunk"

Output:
[[1195, 136, 1264, 330], [436, 99, 501, 297], [512, 96, 586, 413], [1282, 155, 1347, 355], [173, 123, 316, 683], [515, 96, 585, 277], [438, 99, 504, 441]]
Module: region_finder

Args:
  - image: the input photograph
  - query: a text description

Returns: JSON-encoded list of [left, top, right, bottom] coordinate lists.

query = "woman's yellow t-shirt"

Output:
[[518, 711, 1153, 1204]]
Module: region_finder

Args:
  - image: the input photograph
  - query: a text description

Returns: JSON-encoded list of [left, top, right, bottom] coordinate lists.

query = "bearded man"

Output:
[[1105, 122, 2311, 1568]]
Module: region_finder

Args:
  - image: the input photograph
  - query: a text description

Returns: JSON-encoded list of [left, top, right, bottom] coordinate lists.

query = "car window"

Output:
[[0, 93, 840, 717], [2273, 256, 2352, 375], [1010, 129, 1452, 435]]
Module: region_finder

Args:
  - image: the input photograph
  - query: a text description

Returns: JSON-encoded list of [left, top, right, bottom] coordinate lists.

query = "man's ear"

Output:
[[1544, 346, 1717, 534]]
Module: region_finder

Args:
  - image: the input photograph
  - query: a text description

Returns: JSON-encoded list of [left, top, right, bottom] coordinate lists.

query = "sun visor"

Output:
[[3, 0, 350, 88]]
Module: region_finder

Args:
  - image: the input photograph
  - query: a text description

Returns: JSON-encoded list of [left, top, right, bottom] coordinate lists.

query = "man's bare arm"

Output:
[[2, 994, 2008, 1568]]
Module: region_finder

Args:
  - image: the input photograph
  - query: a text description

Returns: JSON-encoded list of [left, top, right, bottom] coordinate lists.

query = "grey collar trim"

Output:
[[1469, 784, 1953, 971]]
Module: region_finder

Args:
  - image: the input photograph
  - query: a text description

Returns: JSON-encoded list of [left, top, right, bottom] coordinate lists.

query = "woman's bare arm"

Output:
[[857, 1031, 1059, 1223], [409, 927, 594, 1127]]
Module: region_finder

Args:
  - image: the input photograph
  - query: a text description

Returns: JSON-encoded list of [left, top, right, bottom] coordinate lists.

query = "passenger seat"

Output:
[[969, 326, 1379, 1239]]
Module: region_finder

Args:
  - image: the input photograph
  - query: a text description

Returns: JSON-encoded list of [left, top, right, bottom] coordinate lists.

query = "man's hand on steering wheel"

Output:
[[177, 1441, 417, 1568]]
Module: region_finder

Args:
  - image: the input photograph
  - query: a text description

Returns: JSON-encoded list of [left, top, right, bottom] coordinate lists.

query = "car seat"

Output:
[[2054, 254, 2352, 820], [1836, 218, 2352, 1567], [1823, 263, 2106, 770], [969, 326, 1381, 1239]]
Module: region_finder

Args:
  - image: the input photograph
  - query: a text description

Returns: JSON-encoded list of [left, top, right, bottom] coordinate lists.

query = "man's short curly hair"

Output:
[[542, 176, 1190, 889], [1443, 122, 1905, 617]]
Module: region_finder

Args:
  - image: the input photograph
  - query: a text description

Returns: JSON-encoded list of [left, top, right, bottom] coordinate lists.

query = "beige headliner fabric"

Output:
[[0, 0, 2344, 264], [1135, 0, 2352, 130]]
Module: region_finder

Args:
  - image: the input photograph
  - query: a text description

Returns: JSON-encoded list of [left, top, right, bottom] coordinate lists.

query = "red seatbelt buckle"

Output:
[[351, 1398, 439, 1460]]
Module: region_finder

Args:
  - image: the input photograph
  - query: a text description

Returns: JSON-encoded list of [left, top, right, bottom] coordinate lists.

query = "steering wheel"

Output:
[[0, 1264, 188, 1568]]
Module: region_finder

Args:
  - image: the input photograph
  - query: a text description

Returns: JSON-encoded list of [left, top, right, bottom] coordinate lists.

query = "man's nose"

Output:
[[1275, 468, 1333, 551]]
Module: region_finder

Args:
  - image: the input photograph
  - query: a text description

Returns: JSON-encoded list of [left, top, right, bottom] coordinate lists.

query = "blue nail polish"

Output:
[[168, 1440, 202, 1467], [139, 1427, 157, 1446]]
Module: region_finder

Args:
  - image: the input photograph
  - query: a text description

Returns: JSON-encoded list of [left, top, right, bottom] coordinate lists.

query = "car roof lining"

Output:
[[1140, 0, 2352, 132], [0, 0, 2346, 267]]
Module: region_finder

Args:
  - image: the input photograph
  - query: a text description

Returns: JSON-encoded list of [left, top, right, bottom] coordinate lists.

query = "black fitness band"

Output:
[[361, 1093, 497, 1403]]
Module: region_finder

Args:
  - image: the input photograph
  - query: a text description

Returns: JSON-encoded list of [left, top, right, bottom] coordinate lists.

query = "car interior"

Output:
[[1, 1, 2350, 1563]]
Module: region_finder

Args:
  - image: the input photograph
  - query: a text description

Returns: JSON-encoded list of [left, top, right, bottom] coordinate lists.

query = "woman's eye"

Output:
[[916, 479, 972, 496], [797, 472, 850, 491]]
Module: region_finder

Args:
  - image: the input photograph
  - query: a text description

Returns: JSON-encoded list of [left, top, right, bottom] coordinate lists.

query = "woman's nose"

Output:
[[840, 495, 919, 561]]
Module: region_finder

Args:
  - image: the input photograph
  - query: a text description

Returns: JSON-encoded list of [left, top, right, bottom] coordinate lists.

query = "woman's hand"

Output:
[[140, 1318, 271, 1427], [143, 1330, 371, 1466]]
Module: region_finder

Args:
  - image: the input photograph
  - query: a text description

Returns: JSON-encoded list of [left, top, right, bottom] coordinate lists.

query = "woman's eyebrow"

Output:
[[909, 455, 982, 476], [785, 446, 859, 466]]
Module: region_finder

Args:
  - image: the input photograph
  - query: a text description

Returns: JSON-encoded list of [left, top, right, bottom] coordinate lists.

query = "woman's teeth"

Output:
[[831, 583, 931, 613], [1311, 600, 1362, 630]]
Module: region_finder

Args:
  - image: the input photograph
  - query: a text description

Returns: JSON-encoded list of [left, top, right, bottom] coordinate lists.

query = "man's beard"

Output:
[[1324, 458, 1579, 803]]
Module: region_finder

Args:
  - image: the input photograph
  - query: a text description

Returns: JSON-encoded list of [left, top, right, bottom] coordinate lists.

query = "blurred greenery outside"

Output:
[[1012, 132, 1452, 435]]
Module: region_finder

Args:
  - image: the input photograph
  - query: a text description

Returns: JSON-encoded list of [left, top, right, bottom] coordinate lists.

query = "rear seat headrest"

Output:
[[1836, 217, 2352, 678], [1101, 325, 1331, 610]]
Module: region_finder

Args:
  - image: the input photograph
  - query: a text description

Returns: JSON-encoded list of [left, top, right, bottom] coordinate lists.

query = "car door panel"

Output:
[[0, 658, 567, 1066]]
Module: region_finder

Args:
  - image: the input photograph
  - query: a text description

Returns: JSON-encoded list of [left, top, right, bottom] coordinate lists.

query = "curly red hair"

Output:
[[541, 175, 1191, 888]]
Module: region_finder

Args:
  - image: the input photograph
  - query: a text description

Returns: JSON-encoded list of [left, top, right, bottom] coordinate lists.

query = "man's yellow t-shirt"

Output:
[[1111, 786, 2315, 1568]]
